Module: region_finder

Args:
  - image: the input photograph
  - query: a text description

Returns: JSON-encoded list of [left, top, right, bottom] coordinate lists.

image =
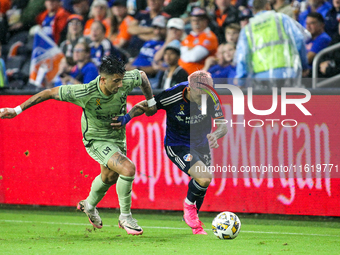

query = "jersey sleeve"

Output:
[[58, 83, 89, 108], [122, 69, 142, 92], [154, 91, 166, 110]]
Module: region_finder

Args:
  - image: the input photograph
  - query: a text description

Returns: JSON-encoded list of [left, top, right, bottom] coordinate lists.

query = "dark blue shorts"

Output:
[[165, 145, 211, 175]]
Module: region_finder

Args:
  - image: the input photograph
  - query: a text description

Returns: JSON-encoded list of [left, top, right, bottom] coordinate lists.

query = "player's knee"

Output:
[[121, 161, 136, 177], [196, 177, 212, 187]]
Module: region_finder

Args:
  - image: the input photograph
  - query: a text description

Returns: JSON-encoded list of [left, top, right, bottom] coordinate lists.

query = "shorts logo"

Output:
[[183, 154, 193, 162]]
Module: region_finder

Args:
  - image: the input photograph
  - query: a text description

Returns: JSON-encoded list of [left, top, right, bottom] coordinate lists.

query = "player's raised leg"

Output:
[[107, 152, 143, 236], [77, 165, 119, 229]]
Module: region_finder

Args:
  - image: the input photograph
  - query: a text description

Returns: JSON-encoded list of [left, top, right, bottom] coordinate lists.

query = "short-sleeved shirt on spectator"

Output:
[[306, 31, 332, 67]]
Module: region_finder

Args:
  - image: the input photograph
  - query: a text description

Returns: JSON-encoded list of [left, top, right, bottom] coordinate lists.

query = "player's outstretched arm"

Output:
[[139, 71, 157, 116], [207, 121, 228, 149], [0, 87, 60, 119]]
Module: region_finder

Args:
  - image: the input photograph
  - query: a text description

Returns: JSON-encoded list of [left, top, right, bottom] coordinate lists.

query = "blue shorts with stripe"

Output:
[[165, 145, 211, 175]]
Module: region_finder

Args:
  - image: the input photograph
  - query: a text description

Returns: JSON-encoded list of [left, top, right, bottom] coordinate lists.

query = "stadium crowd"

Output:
[[0, 0, 339, 89]]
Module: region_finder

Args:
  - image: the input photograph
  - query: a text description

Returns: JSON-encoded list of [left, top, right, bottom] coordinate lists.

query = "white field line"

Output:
[[0, 219, 339, 237]]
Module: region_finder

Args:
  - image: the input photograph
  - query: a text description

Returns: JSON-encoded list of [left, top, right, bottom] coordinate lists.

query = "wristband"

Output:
[[14, 106, 22, 115], [117, 114, 132, 126], [147, 98, 156, 107]]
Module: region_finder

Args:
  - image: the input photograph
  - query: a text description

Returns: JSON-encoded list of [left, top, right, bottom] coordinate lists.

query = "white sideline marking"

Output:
[[0, 220, 339, 237]]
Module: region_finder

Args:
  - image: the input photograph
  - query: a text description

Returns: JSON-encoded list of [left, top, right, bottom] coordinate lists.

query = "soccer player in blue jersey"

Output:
[[112, 70, 228, 235]]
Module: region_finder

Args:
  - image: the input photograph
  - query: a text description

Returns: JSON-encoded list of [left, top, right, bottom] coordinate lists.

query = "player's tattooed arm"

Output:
[[128, 101, 149, 118], [22, 87, 60, 111], [139, 71, 153, 100], [139, 71, 157, 116], [0, 87, 61, 119]]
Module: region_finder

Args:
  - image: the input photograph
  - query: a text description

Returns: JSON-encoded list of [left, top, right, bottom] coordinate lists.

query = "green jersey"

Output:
[[59, 69, 142, 147]]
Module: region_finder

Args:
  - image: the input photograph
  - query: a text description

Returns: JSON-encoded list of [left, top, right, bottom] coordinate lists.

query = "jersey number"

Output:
[[102, 146, 112, 156]]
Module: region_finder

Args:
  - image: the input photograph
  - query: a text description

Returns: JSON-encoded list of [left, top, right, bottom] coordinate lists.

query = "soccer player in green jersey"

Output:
[[0, 56, 157, 236]]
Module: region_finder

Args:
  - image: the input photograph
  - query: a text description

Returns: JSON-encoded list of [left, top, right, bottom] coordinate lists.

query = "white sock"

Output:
[[185, 198, 194, 205], [120, 213, 131, 218]]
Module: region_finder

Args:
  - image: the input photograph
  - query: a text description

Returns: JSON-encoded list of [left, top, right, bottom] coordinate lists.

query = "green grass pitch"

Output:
[[0, 206, 339, 255]]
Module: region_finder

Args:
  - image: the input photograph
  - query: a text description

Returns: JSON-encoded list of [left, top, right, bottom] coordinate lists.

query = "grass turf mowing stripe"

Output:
[[1, 219, 339, 237]]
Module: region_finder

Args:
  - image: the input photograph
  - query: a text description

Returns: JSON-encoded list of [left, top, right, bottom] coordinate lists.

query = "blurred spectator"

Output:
[[60, 14, 91, 61], [324, 0, 340, 37], [157, 40, 188, 89], [306, 12, 331, 68], [0, 42, 8, 88], [179, 7, 219, 74], [115, 0, 147, 16], [60, 41, 98, 84], [83, 0, 111, 38], [210, 43, 236, 82], [298, 0, 332, 27], [203, 42, 236, 83], [210, 0, 240, 44], [270, 0, 294, 18], [225, 23, 240, 43], [71, 0, 90, 24], [6, 0, 29, 33], [234, 0, 308, 87], [61, 0, 76, 13], [8, 0, 45, 32], [54, 57, 73, 86], [153, 18, 185, 70], [202, 43, 226, 72], [36, 0, 71, 44], [0, 1, 9, 45], [89, 20, 123, 67], [319, 22, 340, 77], [126, 15, 167, 84], [0, 0, 11, 15], [180, 0, 201, 27], [110, 0, 134, 49], [163, 0, 189, 17], [127, 0, 170, 57], [239, 8, 253, 28]]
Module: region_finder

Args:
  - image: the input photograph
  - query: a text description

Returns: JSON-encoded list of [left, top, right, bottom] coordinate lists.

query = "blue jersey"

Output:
[[90, 39, 123, 67], [70, 62, 99, 84], [155, 81, 224, 148], [133, 40, 164, 67]]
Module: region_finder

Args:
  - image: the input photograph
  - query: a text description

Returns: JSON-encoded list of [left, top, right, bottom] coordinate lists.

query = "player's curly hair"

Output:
[[99, 55, 126, 76]]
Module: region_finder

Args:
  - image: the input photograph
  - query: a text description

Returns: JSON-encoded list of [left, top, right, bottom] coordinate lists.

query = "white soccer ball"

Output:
[[212, 211, 241, 239]]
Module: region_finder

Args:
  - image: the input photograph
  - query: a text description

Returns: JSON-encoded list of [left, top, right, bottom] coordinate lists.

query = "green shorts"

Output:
[[85, 139, 126, 167]]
